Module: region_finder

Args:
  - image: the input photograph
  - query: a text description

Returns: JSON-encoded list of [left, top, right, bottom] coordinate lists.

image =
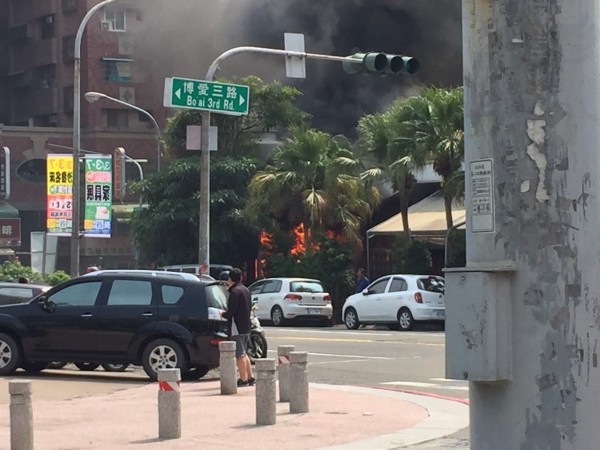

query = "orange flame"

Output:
[[290, 224, 305, 256]]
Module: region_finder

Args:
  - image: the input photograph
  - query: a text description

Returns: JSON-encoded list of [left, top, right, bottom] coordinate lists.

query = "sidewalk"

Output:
[[0, 379, 468, 449]]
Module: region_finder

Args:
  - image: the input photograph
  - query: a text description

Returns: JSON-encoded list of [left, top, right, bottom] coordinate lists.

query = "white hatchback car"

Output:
[[342, 274, 445, 331], [248, 278, 333, 326]]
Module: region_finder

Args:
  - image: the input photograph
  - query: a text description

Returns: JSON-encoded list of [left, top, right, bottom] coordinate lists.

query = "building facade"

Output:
[[0, 0, 167, 273]]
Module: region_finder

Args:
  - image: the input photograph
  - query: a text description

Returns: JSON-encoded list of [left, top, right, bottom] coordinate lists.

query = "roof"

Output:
[[368, 190, 466, 236]]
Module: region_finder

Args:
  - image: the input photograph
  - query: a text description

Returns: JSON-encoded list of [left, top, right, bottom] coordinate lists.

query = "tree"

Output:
[[131, 77, 307, 267], [247, 126, 379, 252]]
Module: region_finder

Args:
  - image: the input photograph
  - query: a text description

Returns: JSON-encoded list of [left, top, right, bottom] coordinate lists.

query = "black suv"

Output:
[[0, 270, 229, 380]]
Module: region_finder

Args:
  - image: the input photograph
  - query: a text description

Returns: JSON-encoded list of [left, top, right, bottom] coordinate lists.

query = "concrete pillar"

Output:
[[455, 1, 600, 447], [157, 368, 181, 440], [10, 380, 33, 450], [277, 344, 295, 402], [219, 341, 237, 395], [255, 358, 277, 426], [289, 351, 309, 413]]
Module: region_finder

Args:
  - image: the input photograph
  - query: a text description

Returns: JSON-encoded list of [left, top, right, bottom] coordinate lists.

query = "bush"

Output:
[[0, 260, 70, 286], [392, 236, 432, 274]]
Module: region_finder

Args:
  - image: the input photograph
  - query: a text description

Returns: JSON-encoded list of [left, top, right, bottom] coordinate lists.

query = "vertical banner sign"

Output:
[[46, 154, 74, 236], [0, 147, 10, 200], [84, 155, 112, 238]]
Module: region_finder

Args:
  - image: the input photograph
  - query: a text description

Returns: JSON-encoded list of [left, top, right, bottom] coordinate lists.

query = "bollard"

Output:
[[219, 341, 237, 395], [255, 358, 277, 426], [277, 345, 295, 402], [10, 380, 33, 450], [289, 351, 309, 413], [158, 368, 181, 440]]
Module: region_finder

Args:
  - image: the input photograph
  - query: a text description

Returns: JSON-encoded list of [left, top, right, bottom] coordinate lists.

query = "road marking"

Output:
[[309, 359, 371, 365], [267, 349, 396, 360], [381, 381, 468, 391], [273, 336, 445, 346], [275, 329, 393, 336]]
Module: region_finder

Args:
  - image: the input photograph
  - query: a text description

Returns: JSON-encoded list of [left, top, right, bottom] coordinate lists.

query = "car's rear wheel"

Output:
[[271, 306, 285, 327], [344, 308, 360, 330], [75, 362, 100, 371], [248, 331, 268, 362], [0, 333, 21, 376], [181, 365, 211, 381], [101, 363, 129, 372], [142, 338, 187, 381], [398, 308, 414, 331]]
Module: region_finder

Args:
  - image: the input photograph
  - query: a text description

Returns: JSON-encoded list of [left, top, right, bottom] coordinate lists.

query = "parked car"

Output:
[[0, 270, 229, 380], [0, 282, 50, 305], [159, 264, 233, 281], [248, 277, 333, 326], [342, 274, 445, 331]]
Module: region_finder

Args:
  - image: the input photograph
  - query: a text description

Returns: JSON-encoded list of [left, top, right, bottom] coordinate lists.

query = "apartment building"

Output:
[[0, 0, 168, 272]]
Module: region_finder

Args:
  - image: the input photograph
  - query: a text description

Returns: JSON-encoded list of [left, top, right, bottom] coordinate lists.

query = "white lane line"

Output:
[[309, 359, 371, 365], [271, 329, 393, 336], [380, 381, 468, 391], [431, 377, 468, 383], [266, 349, 396, 360]]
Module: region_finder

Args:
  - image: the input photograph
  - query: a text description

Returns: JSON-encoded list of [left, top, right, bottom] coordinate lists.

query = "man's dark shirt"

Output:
[[222, 282, 252, 335]]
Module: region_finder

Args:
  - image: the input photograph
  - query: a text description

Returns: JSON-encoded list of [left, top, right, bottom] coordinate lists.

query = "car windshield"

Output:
[[290, 281, 324, 293], [205, 284, 228, 309], [417, 276, 445, 294]]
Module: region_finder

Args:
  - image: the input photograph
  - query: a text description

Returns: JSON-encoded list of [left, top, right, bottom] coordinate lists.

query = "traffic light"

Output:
[[342, 52, 419, 76]]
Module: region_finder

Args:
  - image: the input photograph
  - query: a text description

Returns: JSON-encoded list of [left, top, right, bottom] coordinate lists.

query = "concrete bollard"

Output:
[[219, 341, 237, 395], [277, 345, 295, 402], [10, 380, 33, 450], [289, 351, 309, 414], [255, 358, 277, 426], [158, 368, 181, 440]]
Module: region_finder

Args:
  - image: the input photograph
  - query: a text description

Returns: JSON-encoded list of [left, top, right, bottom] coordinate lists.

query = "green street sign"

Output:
[[163, 77, 249, 116]]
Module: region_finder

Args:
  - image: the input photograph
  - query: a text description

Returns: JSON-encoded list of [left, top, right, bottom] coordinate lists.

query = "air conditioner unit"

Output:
[[45, 16, 54, 24], [48, 114, 58, 125], [101, 20, 113, 32]]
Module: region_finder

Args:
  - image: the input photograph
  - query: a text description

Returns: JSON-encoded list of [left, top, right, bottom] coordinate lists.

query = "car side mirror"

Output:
[[38, 297, 56, 313], [362, 289, 369, 295]]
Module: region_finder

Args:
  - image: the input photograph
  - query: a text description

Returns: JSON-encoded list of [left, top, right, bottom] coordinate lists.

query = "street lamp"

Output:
[[84, 91, 162, 173], [72, 0, 118, 277]]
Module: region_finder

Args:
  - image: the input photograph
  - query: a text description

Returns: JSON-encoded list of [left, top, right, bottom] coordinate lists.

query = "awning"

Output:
[[368, 190, 466, 236], [112, 203, 146, 219], [0, 202, 20, 219]]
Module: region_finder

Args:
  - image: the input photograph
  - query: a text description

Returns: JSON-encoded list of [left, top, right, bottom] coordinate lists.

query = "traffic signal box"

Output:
[[342, 52, 419, 75]]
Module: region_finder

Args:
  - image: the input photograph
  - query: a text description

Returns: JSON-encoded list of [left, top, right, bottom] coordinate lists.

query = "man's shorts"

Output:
[[232, 334, 251, 358]]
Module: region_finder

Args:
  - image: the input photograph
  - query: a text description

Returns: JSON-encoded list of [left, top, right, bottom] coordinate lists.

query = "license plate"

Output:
[[435, 310, 445, 318], [307, 308, 320, 315]]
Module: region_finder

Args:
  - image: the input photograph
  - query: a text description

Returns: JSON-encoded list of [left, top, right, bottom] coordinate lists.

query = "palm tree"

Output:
[[415, 87, 464, 228], [357, 98, 428, 240], [247, 126, 379, 251]]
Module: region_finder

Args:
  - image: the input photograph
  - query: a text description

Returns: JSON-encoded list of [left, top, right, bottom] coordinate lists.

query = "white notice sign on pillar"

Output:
[[470, 159, 494, 233]]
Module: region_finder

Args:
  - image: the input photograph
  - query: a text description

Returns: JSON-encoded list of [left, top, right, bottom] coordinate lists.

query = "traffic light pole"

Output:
[[197, 46, 415, 272], [451, 1, 600, 447]]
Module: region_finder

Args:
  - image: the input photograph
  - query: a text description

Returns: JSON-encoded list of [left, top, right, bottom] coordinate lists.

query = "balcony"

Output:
[[12, 88, 58, 118]]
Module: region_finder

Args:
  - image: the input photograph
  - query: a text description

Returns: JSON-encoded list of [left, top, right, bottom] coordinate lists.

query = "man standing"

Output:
[[355, 268, 370, 293], [221, 268, 255, 387]]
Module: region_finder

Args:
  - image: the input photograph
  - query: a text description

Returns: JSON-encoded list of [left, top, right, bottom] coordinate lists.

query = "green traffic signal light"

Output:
[[342, 52, 419, 75]]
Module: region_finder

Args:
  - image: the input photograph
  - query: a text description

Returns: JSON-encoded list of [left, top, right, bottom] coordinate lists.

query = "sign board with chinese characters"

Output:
[[470, 158, 494, 233], [0, 218, 20, 247], [84, 155, 112, 238], [0, 147, 10, 200], [46, 154, 73, 236], [163, 77, 250, 116]]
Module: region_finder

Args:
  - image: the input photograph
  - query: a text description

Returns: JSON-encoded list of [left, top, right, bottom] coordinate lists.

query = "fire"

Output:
[[290, 224, 305, 256]]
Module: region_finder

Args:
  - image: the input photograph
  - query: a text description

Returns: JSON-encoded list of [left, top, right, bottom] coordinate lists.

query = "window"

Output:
[[106, 109, 129, 128], [367, 278, 389, 294], [249, 281, 265, 295], [32, 64, 55, 89], [41, 15, 55, 39], [290, 281, 324, 293], [0, 287, 35, 305], [138, 110, 153, 122], [262, 280, 281, 294], [104, 10, 126, 32], [161, 285, 184, 305], [101, 58, 132, 82], [389, 278, 408, 293], [49, 282, 101, 307], [417, 276, 445, 294], [205, 284, 228, 309], [107, 280, 152, 306]]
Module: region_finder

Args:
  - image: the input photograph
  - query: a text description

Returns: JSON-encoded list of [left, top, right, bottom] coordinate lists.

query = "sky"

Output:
[[129, 0, 463, 135]]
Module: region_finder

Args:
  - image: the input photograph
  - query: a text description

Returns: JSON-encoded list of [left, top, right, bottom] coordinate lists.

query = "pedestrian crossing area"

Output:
[[380, 377, 468, 391]]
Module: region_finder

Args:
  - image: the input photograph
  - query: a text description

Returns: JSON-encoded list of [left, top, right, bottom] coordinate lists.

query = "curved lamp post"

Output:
[[71, 0, 118, 277], [84, 91, 162, 172]]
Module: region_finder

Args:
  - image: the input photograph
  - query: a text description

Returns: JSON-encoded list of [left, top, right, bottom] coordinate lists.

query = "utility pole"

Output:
[[446, 1, 600, 448]]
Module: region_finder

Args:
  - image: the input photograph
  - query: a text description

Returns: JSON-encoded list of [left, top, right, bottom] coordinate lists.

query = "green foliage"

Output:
[[446, 228, 466, 268], [263, 234, 355, 322], [392, 236, 432, 274], [0, 261, 70, 286]]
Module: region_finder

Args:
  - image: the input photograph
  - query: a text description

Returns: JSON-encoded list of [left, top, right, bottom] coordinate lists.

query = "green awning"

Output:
[[0, 202, 20, 219]]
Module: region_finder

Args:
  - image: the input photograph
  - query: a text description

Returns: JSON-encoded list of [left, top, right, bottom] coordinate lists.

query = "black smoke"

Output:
[[131, 0, 462, 135]]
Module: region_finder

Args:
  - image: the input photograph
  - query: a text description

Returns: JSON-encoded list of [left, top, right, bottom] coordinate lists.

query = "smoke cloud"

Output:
[[130, 0, 462, 135]]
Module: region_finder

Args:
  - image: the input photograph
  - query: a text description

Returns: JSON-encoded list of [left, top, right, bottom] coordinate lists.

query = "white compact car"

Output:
[[342, 274, 445, 331], [248, 278, 333, 326]]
